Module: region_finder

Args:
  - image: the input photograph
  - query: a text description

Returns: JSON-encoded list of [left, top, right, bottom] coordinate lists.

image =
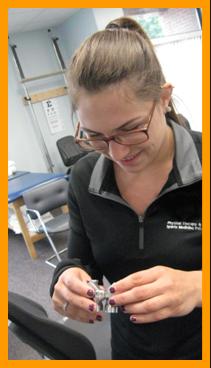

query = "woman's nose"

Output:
[[108, 140, 130, 161]]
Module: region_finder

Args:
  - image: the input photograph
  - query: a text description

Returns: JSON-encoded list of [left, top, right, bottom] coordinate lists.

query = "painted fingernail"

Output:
[[96, 315, 103, 321], [89, 319, 94, 324], [88, 304, 95, 312], [109, 286, 116, 293], [87, 289, 94, 297], [130, 316, 137, 322], [109, 299, 115, 305]]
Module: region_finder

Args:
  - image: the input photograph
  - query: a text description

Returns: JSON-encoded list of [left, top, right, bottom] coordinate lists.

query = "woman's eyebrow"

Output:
[[81, 116, 143, 134], [81, 127, 100, 134]]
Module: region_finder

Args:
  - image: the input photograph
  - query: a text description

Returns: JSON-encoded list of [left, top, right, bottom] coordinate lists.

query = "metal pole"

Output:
[[48, 30, 68, 85], [9, 43, 54, 173], [52, 37, 68, 88], [48, 29, 74, 128], [52, 38, 66, 70]]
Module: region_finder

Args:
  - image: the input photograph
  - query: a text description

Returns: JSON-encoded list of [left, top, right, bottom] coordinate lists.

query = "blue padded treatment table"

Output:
[[8, 172, 65, 203], [8, 172, 67, 259]]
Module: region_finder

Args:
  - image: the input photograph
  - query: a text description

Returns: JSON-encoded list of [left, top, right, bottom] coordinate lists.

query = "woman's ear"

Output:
[[160, 83, 174, 112]]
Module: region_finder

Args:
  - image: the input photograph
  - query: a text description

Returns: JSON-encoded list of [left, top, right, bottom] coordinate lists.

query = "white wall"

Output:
[[93, 8, 123, 29], [8, 30, 58, 173], [8, 29, 71, 173], [8, 54, 47, 172], [8, 9, 97, 173], [55, 8, 97, 63]]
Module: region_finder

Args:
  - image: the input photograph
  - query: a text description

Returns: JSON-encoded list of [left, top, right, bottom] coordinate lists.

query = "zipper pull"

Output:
[[138, 216, 144, 250]]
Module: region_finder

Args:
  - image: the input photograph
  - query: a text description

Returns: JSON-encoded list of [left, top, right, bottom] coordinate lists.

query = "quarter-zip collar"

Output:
[[88, 121, 202, 201]]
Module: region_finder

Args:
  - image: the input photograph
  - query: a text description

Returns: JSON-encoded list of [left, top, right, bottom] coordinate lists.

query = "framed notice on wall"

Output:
[[42, 99, 64, 134]]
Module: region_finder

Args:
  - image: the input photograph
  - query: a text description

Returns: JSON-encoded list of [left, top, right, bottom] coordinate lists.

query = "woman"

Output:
[[50, 17, 202, 360]]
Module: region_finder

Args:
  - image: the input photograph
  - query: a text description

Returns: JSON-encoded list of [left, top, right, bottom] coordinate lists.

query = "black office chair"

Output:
[[56, 136, 87, 174], [8, 291, 96, 360], [23, 178, 69, 268]]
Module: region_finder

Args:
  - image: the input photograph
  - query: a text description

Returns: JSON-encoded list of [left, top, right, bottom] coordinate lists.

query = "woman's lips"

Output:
[[119, 150, 142, 165]]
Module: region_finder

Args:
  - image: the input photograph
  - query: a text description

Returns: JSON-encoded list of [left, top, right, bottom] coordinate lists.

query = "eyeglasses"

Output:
[[74, 100, 157, 152]]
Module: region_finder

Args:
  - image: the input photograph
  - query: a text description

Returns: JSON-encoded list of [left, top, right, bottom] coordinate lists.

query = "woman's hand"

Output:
[[52, 267, 103, 323], [109, 266, 202, 324]]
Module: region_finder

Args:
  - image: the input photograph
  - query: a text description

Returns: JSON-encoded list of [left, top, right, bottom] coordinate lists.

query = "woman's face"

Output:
[[76, 83, 171, 174]]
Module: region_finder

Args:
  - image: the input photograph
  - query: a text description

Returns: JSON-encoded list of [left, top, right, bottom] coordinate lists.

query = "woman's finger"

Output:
[[109, 279, 163, 306], [122, 294, 170, 315], [110, 266, 165, 294], [129, 306, 173, 324]]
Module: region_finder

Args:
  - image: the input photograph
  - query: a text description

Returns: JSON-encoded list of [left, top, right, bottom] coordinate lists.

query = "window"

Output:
[[123, 8, 202, 131], [123, 8, 201, 45]]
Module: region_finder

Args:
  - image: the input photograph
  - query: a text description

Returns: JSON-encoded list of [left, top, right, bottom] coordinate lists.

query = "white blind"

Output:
[[155, 36, 202, 131]]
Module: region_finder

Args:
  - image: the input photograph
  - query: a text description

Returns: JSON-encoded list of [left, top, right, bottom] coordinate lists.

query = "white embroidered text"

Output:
[[166, 221, 202, 231]]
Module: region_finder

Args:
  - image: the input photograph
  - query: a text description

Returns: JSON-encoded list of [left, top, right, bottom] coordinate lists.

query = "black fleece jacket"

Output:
[[50, 121, 202, 359]]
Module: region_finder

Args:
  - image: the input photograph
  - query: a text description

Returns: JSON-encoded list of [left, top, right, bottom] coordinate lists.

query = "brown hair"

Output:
[[68, 16, 184, 125], [106, 17, 185, 125], [106, 16, 155, 48]]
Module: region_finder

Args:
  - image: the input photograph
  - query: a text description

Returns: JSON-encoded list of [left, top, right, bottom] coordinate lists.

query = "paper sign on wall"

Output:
[[42, 99, 64, 134]]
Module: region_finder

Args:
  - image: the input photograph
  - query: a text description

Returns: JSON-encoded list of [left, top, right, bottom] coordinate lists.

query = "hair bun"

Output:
[[106, 20, 134, 30], [106, 17, 142, 32]]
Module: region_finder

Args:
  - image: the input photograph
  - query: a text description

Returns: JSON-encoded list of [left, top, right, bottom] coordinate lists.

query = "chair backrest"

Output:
[[56, 136, 87, 167], [23, 178, 68, 218], [8, 292, 96, 360]]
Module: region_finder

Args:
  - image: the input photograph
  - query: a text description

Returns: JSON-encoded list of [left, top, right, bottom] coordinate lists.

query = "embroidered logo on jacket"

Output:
[[166, 221, 202, 231]]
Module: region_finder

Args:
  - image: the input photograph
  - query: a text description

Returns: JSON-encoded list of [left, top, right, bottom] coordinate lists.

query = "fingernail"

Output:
[[120, 305, 125, 312], [89, 319, 94, 324], [109, 286, 116, 293], [87, 289, 95, 297], [130, 316, 137, 323], [96, 315, 103, 321], [109, 299, 115, 305], [88, 304, 95, 312]]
